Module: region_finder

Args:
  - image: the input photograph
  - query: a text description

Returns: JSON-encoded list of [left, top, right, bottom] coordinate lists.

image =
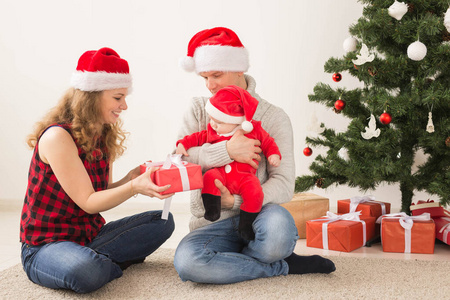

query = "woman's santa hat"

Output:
[[180, 27, 249, 73], [205, 85, 258, 132], [71, 47, 132, 92]]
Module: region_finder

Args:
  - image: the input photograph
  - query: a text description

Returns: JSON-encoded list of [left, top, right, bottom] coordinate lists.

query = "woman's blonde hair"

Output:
[[27, 88, 127, 162]]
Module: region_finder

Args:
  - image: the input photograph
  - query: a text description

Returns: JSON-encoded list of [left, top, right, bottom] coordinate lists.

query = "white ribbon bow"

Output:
[[311, 211, 366, 250], [144, 154, 190, 220], [378, 212, 431, 253], [350, 195, 386, 215]]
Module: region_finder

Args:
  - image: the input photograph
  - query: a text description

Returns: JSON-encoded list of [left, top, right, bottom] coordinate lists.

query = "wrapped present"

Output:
[[337, 195, 390, 220], [140, 154, 203, 195], [306, 211, 375, 252], [434, 217, 450, 245], [281, 193, 329, 239], [410, 200, 450, 218], [378, 213, 435, 254]]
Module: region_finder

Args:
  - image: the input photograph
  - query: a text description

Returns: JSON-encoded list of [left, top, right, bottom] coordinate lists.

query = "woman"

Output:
[[20, 47, 175, 293]]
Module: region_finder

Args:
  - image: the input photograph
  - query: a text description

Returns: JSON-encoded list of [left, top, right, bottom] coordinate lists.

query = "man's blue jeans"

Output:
[[21, 210, 174, 293], [174, 204, 298, 284]]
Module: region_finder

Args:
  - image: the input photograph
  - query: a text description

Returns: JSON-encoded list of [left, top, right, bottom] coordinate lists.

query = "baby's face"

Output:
[[210, 117, 239, 134]]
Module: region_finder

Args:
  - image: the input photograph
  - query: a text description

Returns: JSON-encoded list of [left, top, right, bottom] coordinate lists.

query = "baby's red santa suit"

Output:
[[177, 86, 281, 240]]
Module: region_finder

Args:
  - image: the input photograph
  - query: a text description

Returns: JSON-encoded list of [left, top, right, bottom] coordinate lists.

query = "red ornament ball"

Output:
[[334, 99, 346, 111], [379, 112, 392, 125], [303, 147, 313, 156], [332, 73, 342, 82]]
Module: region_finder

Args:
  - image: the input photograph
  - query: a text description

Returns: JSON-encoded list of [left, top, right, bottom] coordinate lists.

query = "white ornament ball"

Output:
[[388, 1, 408, 21], [444, 7, 450, 32], [407, 41, 427, 61], [343, 37, 358, 53], [242, 121, 253, 132]]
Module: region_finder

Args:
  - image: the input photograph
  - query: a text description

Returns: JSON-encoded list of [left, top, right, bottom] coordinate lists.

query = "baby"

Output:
[[176, 85, 281, 240]]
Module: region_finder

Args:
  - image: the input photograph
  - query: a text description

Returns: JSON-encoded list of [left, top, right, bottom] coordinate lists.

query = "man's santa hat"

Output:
[[180, 27, 249, 73], [71, 47, 132, 92], [205, 85, 258, 132]]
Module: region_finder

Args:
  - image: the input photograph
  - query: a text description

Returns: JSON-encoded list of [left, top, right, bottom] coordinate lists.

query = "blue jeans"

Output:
[[21, 210, 174, 293], [174, 204, 298, 284]]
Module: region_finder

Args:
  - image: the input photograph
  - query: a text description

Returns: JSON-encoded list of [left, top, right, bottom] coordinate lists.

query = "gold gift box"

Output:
[[281, 193, 329, 239]]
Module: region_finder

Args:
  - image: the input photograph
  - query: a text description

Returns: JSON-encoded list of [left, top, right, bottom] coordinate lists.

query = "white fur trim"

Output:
[[71, 71, 132, 91], [194, 45, 249, 73], [205, 100, 245, 124]]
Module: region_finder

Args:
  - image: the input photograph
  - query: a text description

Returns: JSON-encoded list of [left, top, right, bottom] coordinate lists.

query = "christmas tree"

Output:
[[295, 0, 450, 213]]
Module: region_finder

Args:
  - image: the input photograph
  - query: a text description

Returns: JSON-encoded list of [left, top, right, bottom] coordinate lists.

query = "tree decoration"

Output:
[[407, 41, 427, 61], [303, 147, 313, 156], [332, 73, 342, 82], [379, 111, 392, 125], [388, 1, 408, 21], [334, 99, 346, 111], [444, 7, 450, 32], [426, 112, 435, 133], [352, 43, 375, 65], [315, 178, 324, 188], [361, 114, 381, 139], [343, 36, 358, 52], [307, 111, 325, 134], [338, 147, 350, 161]]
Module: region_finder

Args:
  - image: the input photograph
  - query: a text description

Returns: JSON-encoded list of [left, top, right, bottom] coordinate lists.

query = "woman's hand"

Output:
[[226, 129, 261, 169], [214, 179, 235, 209], [132, 167, 174, 200]]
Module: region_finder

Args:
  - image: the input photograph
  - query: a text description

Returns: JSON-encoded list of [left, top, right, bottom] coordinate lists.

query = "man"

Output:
[[174, 27, 335, 284]]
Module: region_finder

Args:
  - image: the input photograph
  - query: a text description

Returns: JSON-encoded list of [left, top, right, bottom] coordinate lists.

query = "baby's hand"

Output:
[[176, 143, 189, 156], [268, 154, 281, 167]]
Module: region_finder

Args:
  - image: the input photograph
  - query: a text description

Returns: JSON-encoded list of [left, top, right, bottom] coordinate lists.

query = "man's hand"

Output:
[[226, 129, 262, 169], [214, 179, 234, 209]]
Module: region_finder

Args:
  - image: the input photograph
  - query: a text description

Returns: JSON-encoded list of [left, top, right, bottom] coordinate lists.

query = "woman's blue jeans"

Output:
[[174, 204, 298, 284], [21, 210, 174, 293]]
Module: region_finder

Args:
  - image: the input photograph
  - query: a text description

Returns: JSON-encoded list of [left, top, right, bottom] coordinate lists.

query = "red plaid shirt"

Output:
[[20, 124, 108, 246]]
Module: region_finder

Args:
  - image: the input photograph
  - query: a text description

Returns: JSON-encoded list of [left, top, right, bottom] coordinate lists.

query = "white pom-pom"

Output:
[[388, 1, 408, 21], [407, 41, 427, 61], [444, 7, 450, 32], [343, 37, 358, 53], [338, 147, 349, 161], [242, 121, 253, 132], [179, 56, 195, 72]]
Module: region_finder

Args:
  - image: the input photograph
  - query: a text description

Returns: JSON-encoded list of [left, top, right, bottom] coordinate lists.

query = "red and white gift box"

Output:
[[378, 213, 435, 254], [306, 211, 375, 252], [410, 200, 450, 218], [434, 217, 450, 245], [140, 154, 203, 195], [337, 195, 391, 219]]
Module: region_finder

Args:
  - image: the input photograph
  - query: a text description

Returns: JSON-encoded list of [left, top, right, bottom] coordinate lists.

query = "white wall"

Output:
[[0, 0, 434, 211]]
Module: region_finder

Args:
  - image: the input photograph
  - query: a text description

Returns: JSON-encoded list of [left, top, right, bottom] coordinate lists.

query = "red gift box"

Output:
[[434, 217, 450, 245], [306, 211, 375, 252], [337, 196, 391, 219], [410, 200, 450, 218], [140, 155, 203, 195], [379, 213, 435, 254]]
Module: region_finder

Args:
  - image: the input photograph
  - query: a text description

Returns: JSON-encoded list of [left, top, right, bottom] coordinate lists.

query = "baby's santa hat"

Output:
[[180, 27, 249, 73], [205, 85, 258, 132], [71, 47, 132, 92]]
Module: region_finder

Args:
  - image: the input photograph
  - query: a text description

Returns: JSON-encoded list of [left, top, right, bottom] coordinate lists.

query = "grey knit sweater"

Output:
[[177, 75, 295, 231]]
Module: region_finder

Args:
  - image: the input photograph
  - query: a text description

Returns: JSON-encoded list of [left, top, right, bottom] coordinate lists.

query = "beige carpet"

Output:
[[1, 248, 448, 300]]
